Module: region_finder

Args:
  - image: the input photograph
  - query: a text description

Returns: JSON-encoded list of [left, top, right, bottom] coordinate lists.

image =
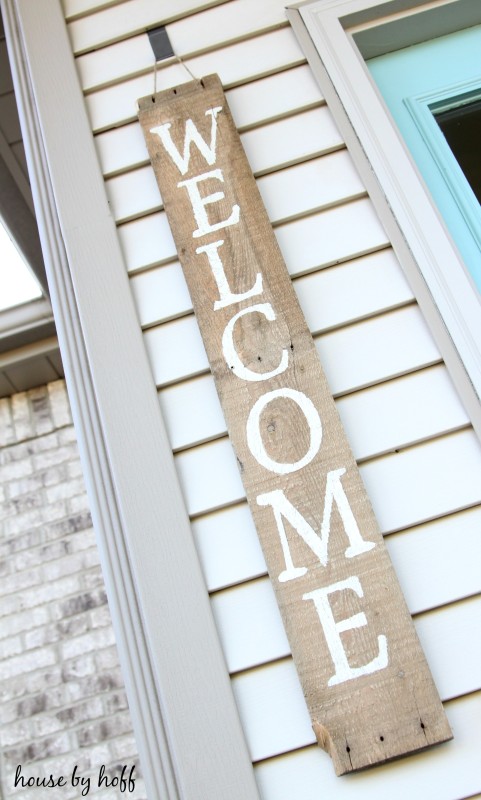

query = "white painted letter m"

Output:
[[257, 468, 376, 582]]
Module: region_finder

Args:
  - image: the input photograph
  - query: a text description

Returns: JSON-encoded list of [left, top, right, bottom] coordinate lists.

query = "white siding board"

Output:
[[159, 373, 226, 451], [130, 262, 191, 327], [158, 366, 469, 459], [386, 507, 481, 614], [317, 306, 441, 396], [77, 32, 154, 90], [62, 0, 122, 20], [121, 197, 388, 276], [165, 0, 289, 58], [232, 659, 315, 762], [258, 150, 364, 225], [211, 577, 290, 674], [192, 502, 267, 592], [108, 114, 344, 225], [294, 249, 413, 334], [95, 122, 147, 177], [254, 693, 481, 800], [78, 27, 304, 95], [173, 429, 481, 529], [361, 430, 481, 534], [119, 212, 175, 272], [86, 54, 321, 132], [336, 365, 470, 461], [132, 247, 412, 330], [241, 107, 343, 176], [67, 0, 244, 53], [194, 500, 481, 605], [106, 165, 162, 223], [175, 438, 245, 517], [415, 596, 481, 702], [275, 198, 389, 276], [212, 576, 481, 699], [234, 646, 478, 765], [95, 105, 342, 178], [143, 314, 209, 387], [63, 0, 226, 23], [225, 65, 323, 131], [86, 63, 191, 132], [144, 306, 441, 390]]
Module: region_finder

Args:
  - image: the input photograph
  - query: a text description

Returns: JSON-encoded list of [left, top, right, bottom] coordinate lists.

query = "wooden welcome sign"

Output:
[[138, 75, 451, 775]]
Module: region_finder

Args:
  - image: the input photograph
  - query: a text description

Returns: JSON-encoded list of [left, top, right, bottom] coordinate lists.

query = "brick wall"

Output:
[[0, 381, 146, 799]]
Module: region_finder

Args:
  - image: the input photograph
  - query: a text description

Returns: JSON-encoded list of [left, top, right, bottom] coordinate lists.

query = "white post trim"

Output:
[[287, 0, 481, 440], [2, 1, 259, 797]]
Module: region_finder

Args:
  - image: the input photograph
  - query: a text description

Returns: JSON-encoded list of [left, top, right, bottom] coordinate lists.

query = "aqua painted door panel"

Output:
[[368, 25, 481, 291]]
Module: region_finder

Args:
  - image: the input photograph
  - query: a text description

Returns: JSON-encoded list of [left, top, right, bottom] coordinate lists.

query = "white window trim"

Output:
[[287, 0, 481, 440], [1, 1, 260, 798]]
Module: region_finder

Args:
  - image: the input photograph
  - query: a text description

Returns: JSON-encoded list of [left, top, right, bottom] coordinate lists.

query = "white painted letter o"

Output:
[[246, 388, 322, 474]]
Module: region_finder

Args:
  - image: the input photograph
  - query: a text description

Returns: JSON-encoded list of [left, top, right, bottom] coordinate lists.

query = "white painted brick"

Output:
[[29, 386, 55, 436], [0, 635, 23, 660], [45, 476, 87, 504], [11, 392, 33, 442], [0, 457, 34, 481], [67, 491, 91, 514], [0, 606, 49, 639], [0, 647, 57, 681], [6, 473, 44, 499], [32, 444, 77, 470], [48, 380, 72, 428], [0, 397, 15, 446], [61, 626, 116, 661]]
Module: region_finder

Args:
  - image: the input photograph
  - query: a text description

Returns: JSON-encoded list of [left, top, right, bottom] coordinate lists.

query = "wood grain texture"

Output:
[[139, 74, 451, 774], [254, 692, 480, 800]]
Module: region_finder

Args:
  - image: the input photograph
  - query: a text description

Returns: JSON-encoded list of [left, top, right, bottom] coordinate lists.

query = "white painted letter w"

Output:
[[150, 106, 223, 176]]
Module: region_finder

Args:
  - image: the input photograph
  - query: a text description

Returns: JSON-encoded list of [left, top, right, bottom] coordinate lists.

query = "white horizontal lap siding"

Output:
[[68, 0, 481, 793], [63, 0, 228, 23], [212, 577, 481, 698], [79, 27, 305, 98], [67, 0, 290, 55]]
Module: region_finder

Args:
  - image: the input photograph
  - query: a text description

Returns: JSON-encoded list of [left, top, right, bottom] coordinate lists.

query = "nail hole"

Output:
[[173, 88, 177, 94], [257, 356, 262, 362], [290, 343, 294, 351], [420, 722, 425, 729], [380, 736, 384, 742], [346, 746, 350, 753]]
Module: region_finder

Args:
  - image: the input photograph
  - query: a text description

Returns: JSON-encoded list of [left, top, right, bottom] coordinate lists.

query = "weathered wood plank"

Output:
[[139, 75, 450, 774], [254, 693, 481, 799]]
